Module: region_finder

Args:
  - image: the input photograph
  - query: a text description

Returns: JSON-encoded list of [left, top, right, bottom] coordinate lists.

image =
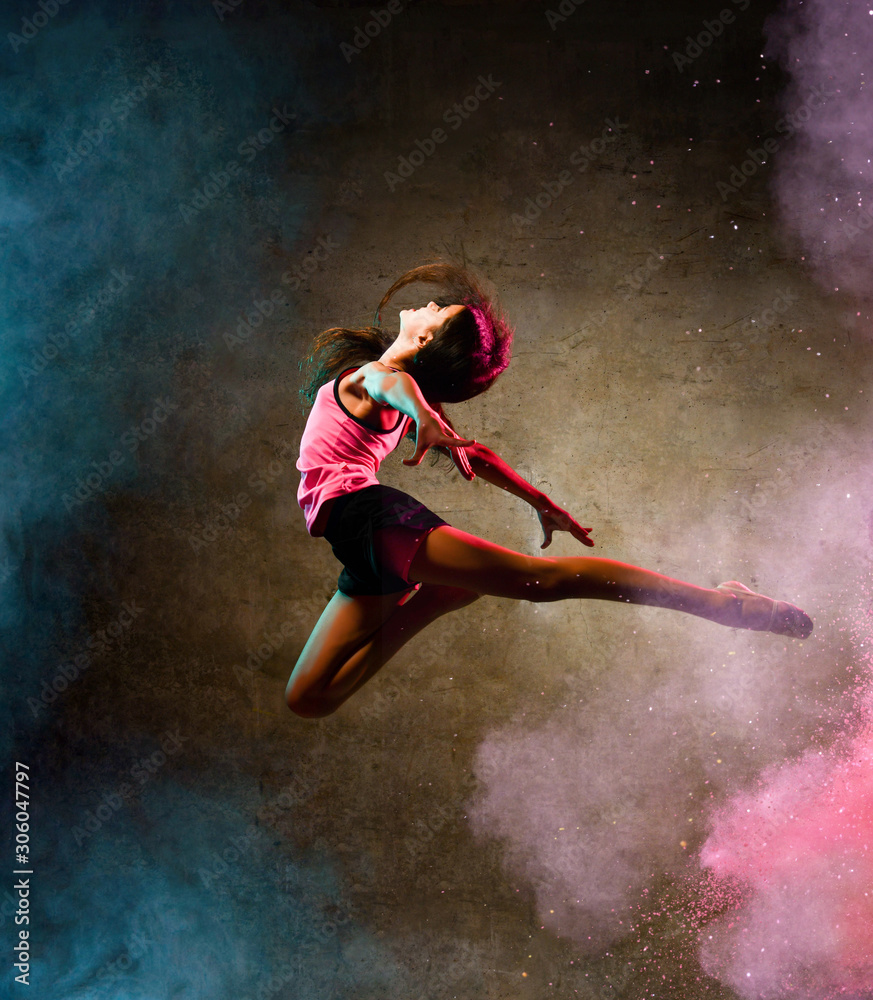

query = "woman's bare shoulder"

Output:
[[342, 360, 394, 382], [340, 360, 391, 395], [338, 362, 401, 425]]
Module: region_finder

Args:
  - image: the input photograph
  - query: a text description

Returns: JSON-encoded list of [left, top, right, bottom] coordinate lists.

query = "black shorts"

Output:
[[322, 484, 448, 597]]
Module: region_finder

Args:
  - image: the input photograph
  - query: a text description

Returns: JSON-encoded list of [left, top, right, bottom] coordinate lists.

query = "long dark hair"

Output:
[[300, 260, 514, 405]]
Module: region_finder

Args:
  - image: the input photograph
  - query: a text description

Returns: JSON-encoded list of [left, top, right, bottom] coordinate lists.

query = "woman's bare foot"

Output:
[[716, 581, 813, 639]]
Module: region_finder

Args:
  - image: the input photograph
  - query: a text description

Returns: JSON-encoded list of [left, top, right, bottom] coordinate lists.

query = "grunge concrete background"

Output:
[[4, 0, 873, 997]]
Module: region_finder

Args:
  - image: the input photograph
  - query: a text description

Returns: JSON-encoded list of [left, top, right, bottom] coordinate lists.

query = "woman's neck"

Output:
[[378, 348, 413, 371]]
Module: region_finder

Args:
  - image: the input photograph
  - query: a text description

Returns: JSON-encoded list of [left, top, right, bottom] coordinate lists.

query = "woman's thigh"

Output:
[[408, 525, 561, 599], [287, 589, 404, 699], [286, 582, 480, 715]]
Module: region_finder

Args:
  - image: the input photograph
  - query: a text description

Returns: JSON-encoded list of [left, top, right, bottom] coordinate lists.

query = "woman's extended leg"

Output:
[[408, 526, 812, 636], [285, 583, 479, 718]]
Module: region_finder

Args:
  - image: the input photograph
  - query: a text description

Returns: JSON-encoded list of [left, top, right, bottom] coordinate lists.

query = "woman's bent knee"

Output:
[[286, 687, 336, 719], [286, 674, 338, 718]]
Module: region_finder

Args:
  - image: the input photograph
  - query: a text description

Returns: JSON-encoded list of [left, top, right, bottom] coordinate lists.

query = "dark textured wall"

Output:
[[4, 1, 873, 997]]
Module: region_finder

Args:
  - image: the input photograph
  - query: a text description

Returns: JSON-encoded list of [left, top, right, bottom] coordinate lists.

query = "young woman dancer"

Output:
[[286, 262, 813, 719]]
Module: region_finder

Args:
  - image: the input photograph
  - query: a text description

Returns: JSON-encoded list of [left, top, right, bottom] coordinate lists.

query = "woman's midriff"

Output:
[[311, 496, 337, 537]]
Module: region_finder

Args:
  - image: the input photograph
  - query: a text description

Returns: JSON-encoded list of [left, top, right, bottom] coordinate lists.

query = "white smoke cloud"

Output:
[[764, 0, 873, 307]]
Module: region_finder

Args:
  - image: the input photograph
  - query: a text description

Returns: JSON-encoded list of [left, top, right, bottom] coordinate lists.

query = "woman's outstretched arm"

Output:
[[432, 428, 593, 549], [463, 442, 594, 548], [350, 363, 475, 475], [353, 364, 591, 548]]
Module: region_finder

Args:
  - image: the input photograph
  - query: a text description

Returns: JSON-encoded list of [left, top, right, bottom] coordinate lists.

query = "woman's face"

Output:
[[398, 301, 465, 346]]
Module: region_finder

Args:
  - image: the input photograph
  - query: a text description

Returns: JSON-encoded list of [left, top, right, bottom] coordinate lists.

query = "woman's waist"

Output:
[[311, 496, 336, 537], [307, 481, 381, 536]]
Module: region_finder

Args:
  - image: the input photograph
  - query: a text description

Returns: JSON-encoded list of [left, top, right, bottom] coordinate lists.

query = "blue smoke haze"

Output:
[[0, 3, 406, 996], [2, 0, 323, 741]]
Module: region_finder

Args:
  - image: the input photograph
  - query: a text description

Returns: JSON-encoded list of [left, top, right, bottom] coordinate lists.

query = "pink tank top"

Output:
[[297, 367, 412, 535]]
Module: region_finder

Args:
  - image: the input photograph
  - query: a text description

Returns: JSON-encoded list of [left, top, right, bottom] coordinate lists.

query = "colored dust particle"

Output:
[[695, 605, 873, 999], [680, 0, 873, 987]]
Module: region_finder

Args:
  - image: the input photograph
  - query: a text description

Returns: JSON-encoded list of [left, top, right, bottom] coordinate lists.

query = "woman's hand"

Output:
[[403, 410, 475, 478], [448, 445, 475, 481], [536, 503, 594, 548]]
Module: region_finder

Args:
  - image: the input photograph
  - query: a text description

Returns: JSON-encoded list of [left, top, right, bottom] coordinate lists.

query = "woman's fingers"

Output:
[[539, 507, 596, 548], [404, 410, 474, 472], [572, 524, 595, 546], [402, 439, 430, 466]]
